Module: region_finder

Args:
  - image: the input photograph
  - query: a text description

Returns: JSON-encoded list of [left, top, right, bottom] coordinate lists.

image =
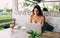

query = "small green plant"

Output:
[[0, 28, 5, 30], [23, 1, 36, 7], [27, 30, 42, 38]]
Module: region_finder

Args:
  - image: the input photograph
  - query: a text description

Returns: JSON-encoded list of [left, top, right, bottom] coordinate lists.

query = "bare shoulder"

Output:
[[30, 14, 34, 18], [40, 16, 45, 20]]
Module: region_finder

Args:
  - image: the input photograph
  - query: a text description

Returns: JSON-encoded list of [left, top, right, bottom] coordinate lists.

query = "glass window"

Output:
[[0, 0, 12, 29], [43, 2, 59, 11], [18, 0, 36, 11], [18, 0, 60, 12], [41, 0, 60, 11], [0, 0, 12, 20]]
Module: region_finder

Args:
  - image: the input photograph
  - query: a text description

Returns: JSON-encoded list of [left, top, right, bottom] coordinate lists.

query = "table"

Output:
[[0, 28, 28, 38]]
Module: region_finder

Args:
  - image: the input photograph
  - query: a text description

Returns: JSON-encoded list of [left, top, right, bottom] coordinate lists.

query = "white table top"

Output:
[[0, 28, 11, 38], [0, 28, 28, 38]]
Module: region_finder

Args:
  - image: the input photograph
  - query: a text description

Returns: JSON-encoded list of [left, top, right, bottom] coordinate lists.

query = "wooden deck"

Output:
[[42, 31, 60, 38]]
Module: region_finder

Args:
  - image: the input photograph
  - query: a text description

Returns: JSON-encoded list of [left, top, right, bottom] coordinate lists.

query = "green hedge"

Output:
[[0, 28, 5, 30]]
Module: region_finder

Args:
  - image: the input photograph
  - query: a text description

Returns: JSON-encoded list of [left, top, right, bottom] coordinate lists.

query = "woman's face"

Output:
[[34, 8, 39, 15]]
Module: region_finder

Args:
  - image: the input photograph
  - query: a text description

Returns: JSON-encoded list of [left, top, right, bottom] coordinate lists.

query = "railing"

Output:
[[17, 11, 60, 17], [43, 11, 60, 17], [0, 19, 15, 28]]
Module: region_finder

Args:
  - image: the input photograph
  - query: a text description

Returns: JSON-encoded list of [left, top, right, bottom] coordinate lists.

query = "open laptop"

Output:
[[26, 23, 41, 33]]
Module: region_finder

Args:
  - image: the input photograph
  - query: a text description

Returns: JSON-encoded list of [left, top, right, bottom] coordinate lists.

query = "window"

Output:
[[18, 0, 36, 11], [18, 0, 60, 12], [39, 0, 60, 11], [43, 2, 59, 11], [0, 0, 12, 20], [0, 0, 12, 30]]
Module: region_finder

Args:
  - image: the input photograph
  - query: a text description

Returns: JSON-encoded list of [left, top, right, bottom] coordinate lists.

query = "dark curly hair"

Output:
[[32, 5, 43, 16]]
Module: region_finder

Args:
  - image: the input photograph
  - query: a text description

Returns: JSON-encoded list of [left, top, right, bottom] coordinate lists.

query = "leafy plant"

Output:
[[23, 1, 36, 7], [0, 28, 5, 30], [6, 9, 12, 12], [27, 30, 42, 38]]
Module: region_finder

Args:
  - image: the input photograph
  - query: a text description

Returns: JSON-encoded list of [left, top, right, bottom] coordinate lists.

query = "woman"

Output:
[[29, 5, 45, 33]]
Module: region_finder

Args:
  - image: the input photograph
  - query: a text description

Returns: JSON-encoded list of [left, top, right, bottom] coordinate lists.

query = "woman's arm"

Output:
[[29, 15, 32, 23], [41, 16, 45, 27]]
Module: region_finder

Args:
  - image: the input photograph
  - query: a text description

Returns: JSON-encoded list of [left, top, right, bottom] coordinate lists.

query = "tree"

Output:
[[6, 9, 12, 12], [0, 9, 4, 12], [23, 1, 36, 7]]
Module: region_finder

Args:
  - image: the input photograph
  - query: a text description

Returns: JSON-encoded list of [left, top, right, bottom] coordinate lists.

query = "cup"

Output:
[[10, 23, 14, 31]]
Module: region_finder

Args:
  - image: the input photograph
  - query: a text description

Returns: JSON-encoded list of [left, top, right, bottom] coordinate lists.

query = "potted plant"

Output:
[[27, 30, 42, 38]]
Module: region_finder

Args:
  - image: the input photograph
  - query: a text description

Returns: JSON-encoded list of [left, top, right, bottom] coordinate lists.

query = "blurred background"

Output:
[[0, 0, 60, 32]]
